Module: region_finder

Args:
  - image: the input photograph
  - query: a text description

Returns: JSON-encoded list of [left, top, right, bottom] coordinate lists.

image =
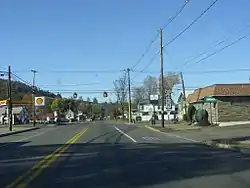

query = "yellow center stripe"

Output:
[[6, 128, 88, 188]]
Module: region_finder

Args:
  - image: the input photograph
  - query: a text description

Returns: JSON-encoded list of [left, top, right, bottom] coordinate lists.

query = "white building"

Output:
[[137, 99, 177, 122]]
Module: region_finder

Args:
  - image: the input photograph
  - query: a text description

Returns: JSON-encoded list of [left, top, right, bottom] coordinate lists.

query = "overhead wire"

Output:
[[11, 72, 32, 86], [38, 82, 100, 87], [163, 0, 219, 48], [130, 0, 191, 70], [189, 32, 250, 66], [162, 0, 191, 30], [13, 69, 123, 74], [174, 21, 250, 71]]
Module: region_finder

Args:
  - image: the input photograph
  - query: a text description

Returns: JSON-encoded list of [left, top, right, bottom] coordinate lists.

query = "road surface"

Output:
[[1, 122, 250, 188]]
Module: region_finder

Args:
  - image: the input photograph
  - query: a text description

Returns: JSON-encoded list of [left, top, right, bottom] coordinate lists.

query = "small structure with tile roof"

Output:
[[187, 83, 250, 125]]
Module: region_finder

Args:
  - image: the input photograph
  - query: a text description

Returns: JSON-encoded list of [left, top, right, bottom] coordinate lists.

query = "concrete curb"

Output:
[[0, 127, 40, 137]]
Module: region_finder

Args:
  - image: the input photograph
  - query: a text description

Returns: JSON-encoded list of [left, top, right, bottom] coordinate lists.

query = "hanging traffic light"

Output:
[[103, 92, 108, 98]]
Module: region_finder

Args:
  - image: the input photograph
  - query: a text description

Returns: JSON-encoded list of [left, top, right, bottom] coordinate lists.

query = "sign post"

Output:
[[204, 96, 217, 125], [149, 94, 158, 125], [165, 89, 172, 126]]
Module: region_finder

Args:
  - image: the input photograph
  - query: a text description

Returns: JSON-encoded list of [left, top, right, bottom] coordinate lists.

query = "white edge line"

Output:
[[114, 126, 137, 143], [0, 132, 44, 148], [162, 132, 199, 143], [146, 125, 199, 143]]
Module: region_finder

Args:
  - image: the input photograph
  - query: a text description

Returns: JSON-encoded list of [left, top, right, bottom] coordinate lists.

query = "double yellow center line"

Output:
[[6, 128, 88, 188]]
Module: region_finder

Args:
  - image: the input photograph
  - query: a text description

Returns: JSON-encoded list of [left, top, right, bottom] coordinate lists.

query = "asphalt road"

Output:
[[1, 122, 250, 188]]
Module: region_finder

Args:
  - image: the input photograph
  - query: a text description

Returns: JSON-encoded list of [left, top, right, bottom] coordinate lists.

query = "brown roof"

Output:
[[187, 83, 250, 103]]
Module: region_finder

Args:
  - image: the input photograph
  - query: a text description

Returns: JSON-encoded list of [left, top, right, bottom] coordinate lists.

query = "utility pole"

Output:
[[7, 66, 12, 131], [116, 95, 118, 122], [31, 70, 37, 126], [160, 28, 165, 128], [180, 72, 187, 115], [127, 68, 132, 123]]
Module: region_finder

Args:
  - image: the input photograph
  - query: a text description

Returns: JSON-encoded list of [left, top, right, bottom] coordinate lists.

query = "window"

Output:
[[140, 105, 144, 110]]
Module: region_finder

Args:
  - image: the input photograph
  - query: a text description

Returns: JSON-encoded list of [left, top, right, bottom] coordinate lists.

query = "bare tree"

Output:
[[143, 76, 158, 96], [132, 86, 146, 105], [113, 73, 128, 119], [132, 76, 158, 105]]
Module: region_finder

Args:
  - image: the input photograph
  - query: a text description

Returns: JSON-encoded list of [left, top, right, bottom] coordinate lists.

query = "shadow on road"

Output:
[[1, 141, 250, 187]]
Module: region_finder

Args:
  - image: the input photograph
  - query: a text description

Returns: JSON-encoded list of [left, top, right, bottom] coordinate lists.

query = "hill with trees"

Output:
[[0, 79, 57, 100]]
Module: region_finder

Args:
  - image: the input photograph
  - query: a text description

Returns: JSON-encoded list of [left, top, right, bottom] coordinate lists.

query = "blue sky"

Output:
[[1, 0, 250, 102]]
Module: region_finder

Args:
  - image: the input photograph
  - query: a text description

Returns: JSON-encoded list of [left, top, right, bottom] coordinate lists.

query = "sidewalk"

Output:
[[148, 121, 202, 131], [146, 123, 250, 153], [0, 125, 40, 137]]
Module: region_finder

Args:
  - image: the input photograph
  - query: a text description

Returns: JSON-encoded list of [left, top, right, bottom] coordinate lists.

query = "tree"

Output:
[[113, 73, 128, 119], [143, 75, 158, 96], [159, 72, 180, 91], [132, 86, 146, 105], [51, 98, 77, 113], [132, 76, 158, 105], [51, 98, 64, 113], [93, 97, 98, 104]]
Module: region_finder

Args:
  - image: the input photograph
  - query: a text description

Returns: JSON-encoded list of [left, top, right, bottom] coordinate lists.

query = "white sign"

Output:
[[165, 92, 172, 110], [150, 94, 158, 101], [35, 96, 45, 106]]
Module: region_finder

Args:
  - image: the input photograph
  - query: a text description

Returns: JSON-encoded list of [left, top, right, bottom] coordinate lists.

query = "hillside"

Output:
[[0, 79, 57, 101]]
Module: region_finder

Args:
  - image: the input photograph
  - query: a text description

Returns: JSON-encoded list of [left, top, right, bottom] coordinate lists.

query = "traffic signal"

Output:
[[103, 92, 108, 98]]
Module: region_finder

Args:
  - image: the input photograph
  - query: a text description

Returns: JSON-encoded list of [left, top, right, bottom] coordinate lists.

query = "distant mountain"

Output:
[[0, 79, 58, 101]]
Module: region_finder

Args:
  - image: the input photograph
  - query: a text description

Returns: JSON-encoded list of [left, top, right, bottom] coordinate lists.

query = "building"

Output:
[[187, 83, 250, 126], [177, 91, 193, 120], [137, 99, 176, 122], [0, 106, 29, 124]]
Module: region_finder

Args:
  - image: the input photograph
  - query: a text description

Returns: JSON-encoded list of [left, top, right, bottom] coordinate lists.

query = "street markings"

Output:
[[145, 125, 199, 143], [114, 126, 137, 143], [5, 128, 88, 188], [142, 136, 160, 141]]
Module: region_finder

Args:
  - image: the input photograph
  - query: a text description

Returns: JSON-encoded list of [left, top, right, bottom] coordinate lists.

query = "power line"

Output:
[[175, 21, 250, 71], [163, 0, 219, 48], [131, 33, 159, 69], [162, 0, 191, 30], [13, 69, 122, 74], [183, 68, 250, 74], [190, 33, 250, 66], [11, 72, 32, 86], [130, 50, 160, 81], [130, 0, 190, 70], [133, 68, 250, 75], [38, 82, 100, 87]]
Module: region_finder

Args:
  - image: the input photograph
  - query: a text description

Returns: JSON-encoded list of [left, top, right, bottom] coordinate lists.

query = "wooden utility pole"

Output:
[[127, 68, 132, 123], [160, 28, 165, 128], [180, 72, 187, 115], [8, 66, 13, 131], [31, 69, 37, 126]]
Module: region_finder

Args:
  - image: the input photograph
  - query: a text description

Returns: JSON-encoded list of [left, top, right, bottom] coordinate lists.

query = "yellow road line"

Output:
[[145, 125, 161, 132], [6, 128, 88, 188]]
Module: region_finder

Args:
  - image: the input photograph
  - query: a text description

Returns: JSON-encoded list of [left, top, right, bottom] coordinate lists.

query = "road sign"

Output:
[[150, 94, 159, 105], [204, 96, 217, 103], [165, 91, 172, 110], [150, 94, 158, 101], [35, 96, 45, 106]]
